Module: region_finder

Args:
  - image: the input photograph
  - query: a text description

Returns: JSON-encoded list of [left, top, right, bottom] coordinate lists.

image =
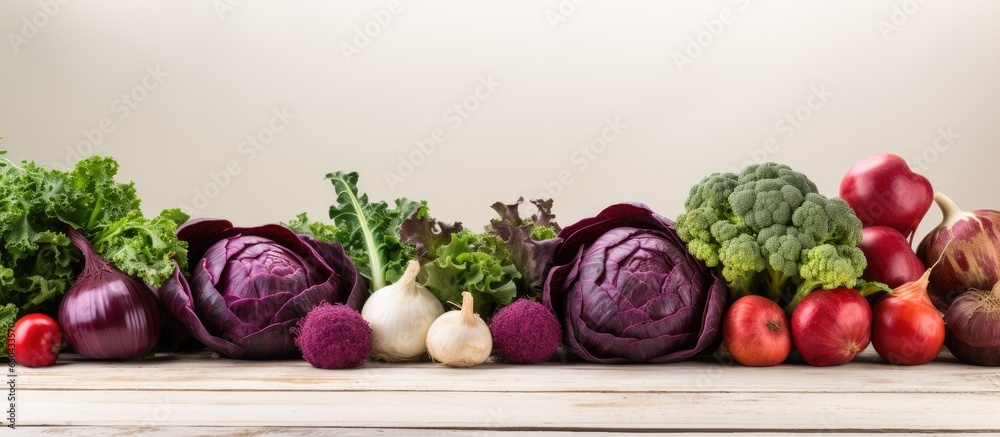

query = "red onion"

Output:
[[872, 267, 945, 365], [944, 282, 1000, 366], [59, 227, 160, 359], [917, 192, 1000, 311], [791, 288, 871, 367]]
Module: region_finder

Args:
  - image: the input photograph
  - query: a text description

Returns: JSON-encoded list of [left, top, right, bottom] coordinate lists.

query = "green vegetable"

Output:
[[676, 163, 884, 313], [0, 303, 16, 358], [283, 212, 349, 244], [0, 152, 188, 311], [286, 172, 424, 292], [400, 197, 560, 315], [423, 229, 521, 316], [487, 198, 560, 299]]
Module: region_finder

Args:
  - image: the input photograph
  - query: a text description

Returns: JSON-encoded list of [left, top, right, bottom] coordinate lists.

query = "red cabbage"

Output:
[[158, 219, 366, 359], [543, 203, 726, 363]]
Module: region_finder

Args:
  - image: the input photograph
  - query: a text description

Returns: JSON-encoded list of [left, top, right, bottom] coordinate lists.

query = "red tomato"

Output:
[[13, 314, 61, 367], [723, 295, 791, 367]]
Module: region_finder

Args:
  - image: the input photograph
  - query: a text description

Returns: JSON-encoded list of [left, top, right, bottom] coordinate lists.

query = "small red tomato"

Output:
[[13, 314, 61, 367], [723, 295, 791, 367]]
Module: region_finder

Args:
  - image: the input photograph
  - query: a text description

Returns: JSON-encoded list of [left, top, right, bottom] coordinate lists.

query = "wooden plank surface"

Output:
[[25, 429, 987, 437], [18, 390, 1000, 431], [13, 348, 1000, 433], [19, 350, 1000, 394]]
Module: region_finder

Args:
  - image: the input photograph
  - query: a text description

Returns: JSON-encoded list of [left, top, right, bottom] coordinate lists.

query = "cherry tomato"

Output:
[[13, 314, 61, 367]]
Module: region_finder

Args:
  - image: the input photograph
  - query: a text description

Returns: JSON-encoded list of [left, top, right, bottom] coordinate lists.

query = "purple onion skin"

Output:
[[60, 227, 161, 359], [943, 287, 1000, 366], [946, 333, 1000, 366], [917, 193, 1000, 312]]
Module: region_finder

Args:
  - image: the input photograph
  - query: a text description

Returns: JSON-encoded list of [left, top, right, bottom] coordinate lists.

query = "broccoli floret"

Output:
[[737, 162, 818, 195], [717, 234, 766, 298], [758, 225, 811, 300], [677, 173, 742, 267], [729, 179, 808, 230], [792, 194, 863, 246], [787, 244, 867, 312], [675, 162, 868, 311]]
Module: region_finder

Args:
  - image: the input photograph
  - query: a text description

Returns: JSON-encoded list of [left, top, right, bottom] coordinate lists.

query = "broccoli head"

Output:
[[676, 162, 871, 312]]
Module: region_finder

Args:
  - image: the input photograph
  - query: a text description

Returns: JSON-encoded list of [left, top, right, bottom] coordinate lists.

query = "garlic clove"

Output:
[[426, 291, 493, 368], [361, 260, 444, 362]]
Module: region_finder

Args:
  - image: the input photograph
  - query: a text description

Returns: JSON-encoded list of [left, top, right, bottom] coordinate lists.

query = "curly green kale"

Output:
[[677, 162, 883, 313], [284, 172, 427, 293], [0, 153, 188, 311]]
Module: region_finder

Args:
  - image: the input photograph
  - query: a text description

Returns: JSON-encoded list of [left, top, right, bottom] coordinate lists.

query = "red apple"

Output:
[[840, 154, 933, 241], [791, 288, 872, 367], [859, 226, 925, 289], [723, 295, 791, 367]]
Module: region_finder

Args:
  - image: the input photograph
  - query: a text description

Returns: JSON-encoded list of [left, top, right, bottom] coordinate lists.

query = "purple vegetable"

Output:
[[543, 203, 727, 363], [489, 299, 561, 364], [59, 227, 160, 359], [294, 303, 371, 369], [158, 219, 366, 359]]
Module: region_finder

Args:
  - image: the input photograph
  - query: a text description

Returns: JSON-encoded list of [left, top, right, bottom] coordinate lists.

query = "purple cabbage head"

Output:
[[543, 203, 726, 363], [158, 219, 365, 359]]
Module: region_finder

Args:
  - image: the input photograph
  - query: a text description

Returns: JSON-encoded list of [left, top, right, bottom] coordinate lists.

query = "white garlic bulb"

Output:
[[361, 260, 444, 361], [425, 292, 492, 368]]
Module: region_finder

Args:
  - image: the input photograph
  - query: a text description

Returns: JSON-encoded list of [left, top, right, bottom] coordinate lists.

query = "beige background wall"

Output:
[[1, 0, 997, 242]]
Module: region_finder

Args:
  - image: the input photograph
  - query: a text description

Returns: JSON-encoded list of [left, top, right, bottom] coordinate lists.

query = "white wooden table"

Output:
[[14, 348, 1000, 435]]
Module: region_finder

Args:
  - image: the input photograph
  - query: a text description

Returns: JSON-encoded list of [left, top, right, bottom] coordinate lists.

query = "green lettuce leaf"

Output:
[[488, 198, 561, 300], [422, 230, 520, 316], [399, 209, 464, 262]]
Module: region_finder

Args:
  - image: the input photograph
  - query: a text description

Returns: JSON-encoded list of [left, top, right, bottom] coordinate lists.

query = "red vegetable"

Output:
[[59, 227, 160, 360], [872, 267, 945, 365], [840, 154, 933, 242], [723, 295, 790, 367], [791, 288, 871, 367], [12, 314, 61, 368], [917, 192, 1000, 311], [942, 282, 1000, 366], [859, 226, 925, 289]]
